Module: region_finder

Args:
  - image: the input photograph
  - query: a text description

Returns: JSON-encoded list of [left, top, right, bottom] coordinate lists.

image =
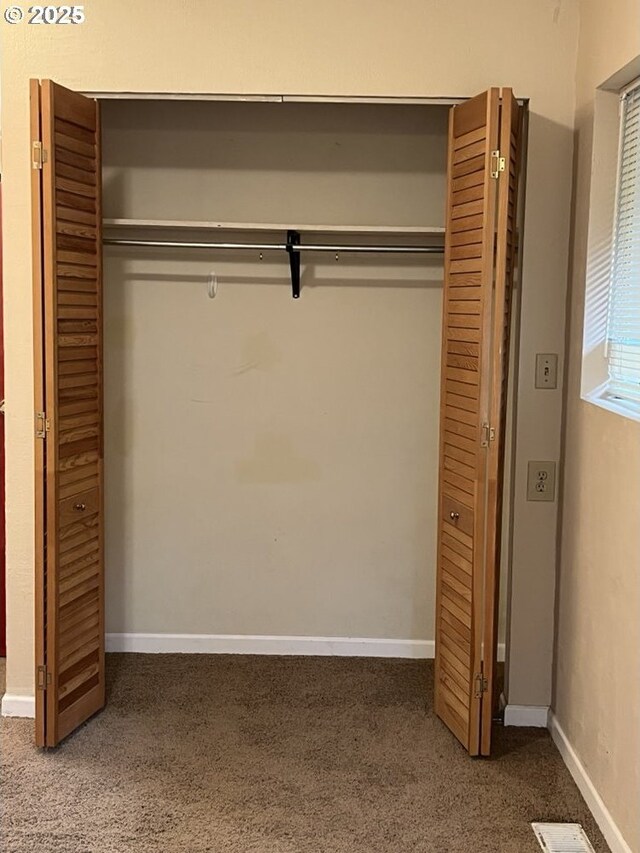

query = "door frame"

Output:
[[28, 85, 528, 748], [0, 182, 6, 660]]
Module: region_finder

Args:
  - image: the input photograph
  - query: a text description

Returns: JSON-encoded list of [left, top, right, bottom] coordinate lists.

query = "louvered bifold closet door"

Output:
[[480, 90, 522, 754], [33, 80, 105, 746], [434, 89, 500, 756]]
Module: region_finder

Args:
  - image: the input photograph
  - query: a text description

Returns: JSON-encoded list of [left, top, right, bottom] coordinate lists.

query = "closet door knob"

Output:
[[74, 502, 86, 512], [449, 511, 460, 521]]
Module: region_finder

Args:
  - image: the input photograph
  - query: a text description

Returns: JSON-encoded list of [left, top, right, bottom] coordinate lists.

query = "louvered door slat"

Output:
[[33, 79, 104, 747]]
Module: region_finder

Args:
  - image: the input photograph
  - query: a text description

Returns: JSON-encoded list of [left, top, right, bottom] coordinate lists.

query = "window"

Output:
[[581, 71, 640, 422], [606, 81, 640, 408]]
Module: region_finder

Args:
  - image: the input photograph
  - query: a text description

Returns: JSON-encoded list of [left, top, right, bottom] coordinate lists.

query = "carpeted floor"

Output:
[[1, 655, 608, 853]]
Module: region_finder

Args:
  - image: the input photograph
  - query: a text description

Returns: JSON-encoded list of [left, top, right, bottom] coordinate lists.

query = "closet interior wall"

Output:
[[101, 99, 509, 647]]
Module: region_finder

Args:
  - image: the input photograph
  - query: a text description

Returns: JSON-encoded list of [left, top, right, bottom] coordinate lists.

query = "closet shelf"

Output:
[[103, 218, 445, 236]]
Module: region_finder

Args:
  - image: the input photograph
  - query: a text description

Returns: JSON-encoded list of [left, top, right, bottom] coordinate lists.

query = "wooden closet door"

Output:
[[434, 88, 500, 756], [32, 80, 104, 747]]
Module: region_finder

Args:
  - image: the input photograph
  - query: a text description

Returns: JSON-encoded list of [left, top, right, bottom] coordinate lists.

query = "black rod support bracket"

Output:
[[286, 229, 301, 299]]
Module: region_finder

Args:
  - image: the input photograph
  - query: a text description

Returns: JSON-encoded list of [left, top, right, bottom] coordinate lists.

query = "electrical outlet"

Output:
[[527, 461, 556, 502], [535, 353, 558, 389]]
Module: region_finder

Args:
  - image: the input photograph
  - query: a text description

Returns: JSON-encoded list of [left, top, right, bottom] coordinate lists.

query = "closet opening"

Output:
[[101, 96, 455, 704], [31, 83, 524, 753]]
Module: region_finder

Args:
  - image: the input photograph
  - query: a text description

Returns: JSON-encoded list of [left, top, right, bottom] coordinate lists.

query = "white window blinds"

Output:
[[607, 81, 640, 403]]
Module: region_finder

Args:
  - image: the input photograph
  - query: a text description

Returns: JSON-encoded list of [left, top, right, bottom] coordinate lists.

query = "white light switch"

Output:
[[535, 353, 558, 389]]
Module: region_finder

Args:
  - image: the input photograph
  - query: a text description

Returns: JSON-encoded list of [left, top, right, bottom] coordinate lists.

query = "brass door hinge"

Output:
[[474, 673, 488, 697], [490, 149, 506, 178], [480, 422, 496, 447], [32, 141, 47, 170], [37, 665, 51, 690], [35, 411, 50, 439]]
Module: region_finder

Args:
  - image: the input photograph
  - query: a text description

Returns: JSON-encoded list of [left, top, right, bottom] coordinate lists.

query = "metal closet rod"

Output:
[[102, 229, 444, 299], [102, 238, 443, 253]]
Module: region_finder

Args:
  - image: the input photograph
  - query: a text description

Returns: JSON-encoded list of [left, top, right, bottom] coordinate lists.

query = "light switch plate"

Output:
[[527, 461, 556, 502], [535, 353, 558, 389]]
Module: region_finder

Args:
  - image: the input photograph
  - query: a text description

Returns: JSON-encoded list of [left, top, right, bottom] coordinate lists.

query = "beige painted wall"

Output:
[[554, 0, 640, 849], [102, 100, 446, 638], [1, 0, 579, 702]]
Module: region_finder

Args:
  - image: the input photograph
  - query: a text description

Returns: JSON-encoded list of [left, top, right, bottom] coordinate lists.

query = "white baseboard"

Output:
[[106, 633, 507, 660], [503, 704, 550, 727], [548, 712, 633, 853], [1, 694, 36, 719], [106, 633, 437, 657]]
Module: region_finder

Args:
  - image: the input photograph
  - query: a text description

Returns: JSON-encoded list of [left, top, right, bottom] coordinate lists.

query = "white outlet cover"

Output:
[[527, 460, 556, 502]]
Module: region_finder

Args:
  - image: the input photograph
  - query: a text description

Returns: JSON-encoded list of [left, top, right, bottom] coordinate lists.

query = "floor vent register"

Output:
[[531, 823, 597, 853]]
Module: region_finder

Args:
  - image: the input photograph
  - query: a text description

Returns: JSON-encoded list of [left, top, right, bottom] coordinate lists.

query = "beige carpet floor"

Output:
[[1, 655, 608, 853]]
